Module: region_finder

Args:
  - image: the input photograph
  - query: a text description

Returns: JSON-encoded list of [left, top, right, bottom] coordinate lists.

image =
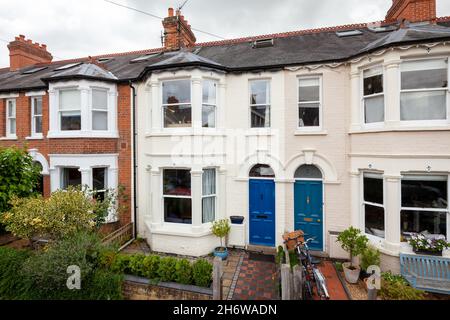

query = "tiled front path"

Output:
[[316, 261, 349, 300]]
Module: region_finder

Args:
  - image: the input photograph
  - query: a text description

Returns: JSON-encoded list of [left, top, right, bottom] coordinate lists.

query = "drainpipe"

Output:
[[129, 81, 138, 240]]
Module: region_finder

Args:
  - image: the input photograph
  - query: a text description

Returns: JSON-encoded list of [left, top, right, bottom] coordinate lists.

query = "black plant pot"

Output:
[[414, 249, 443, 256], [230, 216, 244, 224]]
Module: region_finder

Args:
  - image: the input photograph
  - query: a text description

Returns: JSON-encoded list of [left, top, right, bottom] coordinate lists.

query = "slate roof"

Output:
[[1, 19, 450, 92]]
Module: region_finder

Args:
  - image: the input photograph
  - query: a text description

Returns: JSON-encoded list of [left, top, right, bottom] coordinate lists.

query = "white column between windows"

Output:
[[48, 90, 58, 134], [79, 168, 92, 189], [80, 88, 89, 132], [151, 169, 162, 228], [383, 174, 402, 254], [384, 60, 401, 127], [150, 81, 161, 130], [218, 168, 227, 220], [144, 86, 152, 134], [191, 170, 203, 230], [49, 168, 59, 192], [192, 77, 202, 129], [350, 171, 361, 228], [218, 82, 226, 130], [350, 71, 361, 130], [108, 90, 118, 134]]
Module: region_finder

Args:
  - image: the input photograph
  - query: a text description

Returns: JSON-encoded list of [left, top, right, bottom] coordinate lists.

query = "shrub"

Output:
[[157, 257, 177, 282], [0, 146, 41, 214], [142, 255, 161, 279], [175, 259, 193, 285], [88, 270, 123, 300], [0, 247, 31, 299], [129, 254, 146, 277], [110, 254, 132, 274], [211, 219, 231, 248], [337, 227, 368, 268], [380, 272, 426, 300], [192, 259, 213, 288], [360, 245, 381, 272]]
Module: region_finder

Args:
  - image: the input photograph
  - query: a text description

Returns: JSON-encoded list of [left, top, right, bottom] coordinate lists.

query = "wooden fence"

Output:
[[102, 222, 134, 248]]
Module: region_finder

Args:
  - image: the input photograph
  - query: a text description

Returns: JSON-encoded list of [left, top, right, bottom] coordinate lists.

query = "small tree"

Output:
[[211, 219, 231, 249], [0, 146, 41, 213], [337, 227, 368, 269]]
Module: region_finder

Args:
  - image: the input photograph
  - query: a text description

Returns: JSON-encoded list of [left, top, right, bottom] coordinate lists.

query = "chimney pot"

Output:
[[168, 7, 174, 17], [162, 7, 196, 51]]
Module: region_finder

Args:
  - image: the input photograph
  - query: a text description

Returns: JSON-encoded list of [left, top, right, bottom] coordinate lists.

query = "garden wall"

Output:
[[123, 275, 213, 300]]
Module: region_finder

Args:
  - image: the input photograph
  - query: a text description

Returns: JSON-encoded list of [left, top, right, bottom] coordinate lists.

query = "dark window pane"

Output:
[[299, 104, 319, 127], [93, 168, 106, 190], [35, 116, 43, 133], [163, 169, 191, 196], [33, 162, 44, 195], [34, 97, 43, 115], [250, 81, 269, 105], [401, 179, 447, 208], [163, 80, 191, 104], [62, 168, 81, 189], [365, 204, 385, 238], [164, 198, 192, 224], [164, 105, 192, 128], [364, 177, 383, 204], [295, 165, 322, 179], [364, 74, 383, 96], [401, 210, 447, 238], [202, 105, 216, 128], [401, 69, 447, 90], [249, 164, 275, 178], [61, 114, 81, 131], [251, 105, 270, 128]]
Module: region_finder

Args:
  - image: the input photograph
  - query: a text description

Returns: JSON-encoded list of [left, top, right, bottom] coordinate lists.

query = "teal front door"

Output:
[[294, 180, 323, 251]]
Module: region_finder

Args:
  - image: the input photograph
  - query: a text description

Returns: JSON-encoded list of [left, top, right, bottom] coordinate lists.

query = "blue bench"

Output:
[[400, 253, 450, 295]]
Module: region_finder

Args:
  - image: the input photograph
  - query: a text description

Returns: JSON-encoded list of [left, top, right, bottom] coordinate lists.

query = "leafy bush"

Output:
[[175, 259, 193, 285], [335, 262, 343, 272], [0, 247, 31, 299], [88, 270, 123, 300], [128, 254, 146, 277], [211, 219, 231, 248], [192, 259, 213, 288], [142, 255, 161, 279], [360, 245, 381, 272], [337, 227, 368, 268], [110, 254, 132, 274], [157, 257, 177, 282], [380, 272, 426, 300], [0, 146, 41, 214]]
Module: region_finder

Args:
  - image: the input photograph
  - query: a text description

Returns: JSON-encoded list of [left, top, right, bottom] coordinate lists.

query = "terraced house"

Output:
[[1, 0, 449, 273]]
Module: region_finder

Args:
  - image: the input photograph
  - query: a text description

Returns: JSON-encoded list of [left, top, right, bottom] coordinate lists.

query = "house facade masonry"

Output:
[[1, 0, 449, 272]]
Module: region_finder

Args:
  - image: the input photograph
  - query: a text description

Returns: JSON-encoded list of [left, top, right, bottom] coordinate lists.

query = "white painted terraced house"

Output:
[[135, 0, 450, 273]]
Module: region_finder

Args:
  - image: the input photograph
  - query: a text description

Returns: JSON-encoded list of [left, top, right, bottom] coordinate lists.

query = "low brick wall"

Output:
[[123, 275, 213, 300]]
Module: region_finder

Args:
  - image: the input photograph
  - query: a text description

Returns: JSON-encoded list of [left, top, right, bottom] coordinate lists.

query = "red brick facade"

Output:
[[0, 84, 132, 225], [386, 0, 437, 23], [162, 8, 196, 51]]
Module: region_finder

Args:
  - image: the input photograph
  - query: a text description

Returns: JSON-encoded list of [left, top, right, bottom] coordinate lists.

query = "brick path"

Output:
[[316, 260, 349, 300], [231, 253, 279, 300]]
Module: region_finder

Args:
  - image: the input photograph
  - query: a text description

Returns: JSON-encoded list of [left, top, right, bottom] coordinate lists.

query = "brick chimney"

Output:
[[8, 35, 53, 71], [162, 8, 196, 51], [386, 0, 436, 23]]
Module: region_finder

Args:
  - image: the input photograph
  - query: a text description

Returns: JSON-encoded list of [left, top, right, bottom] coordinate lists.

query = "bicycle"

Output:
[[295, 237, 330, 300]]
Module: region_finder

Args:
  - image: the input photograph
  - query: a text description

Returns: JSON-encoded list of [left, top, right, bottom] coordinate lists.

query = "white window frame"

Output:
[[161, 79, 193, 129], [202, 80, 218, 129], [58, 88, 81, 132], [162, 168, 193, 225], [297, 75, 323, 131], [249, 79, 271, 129], [202, 168, 217, 224], [31, 96, 43, 138], [399, 57, 450, 126], [90, 87, 109, 131], [361, 67, 385, 127], [6, 99, 16, 138], [400, 174, 449, 242], [361, 172, 386, 240]]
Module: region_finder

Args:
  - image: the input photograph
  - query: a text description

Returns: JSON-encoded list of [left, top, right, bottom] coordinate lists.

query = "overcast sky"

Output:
[[1, 0, 450, 68]]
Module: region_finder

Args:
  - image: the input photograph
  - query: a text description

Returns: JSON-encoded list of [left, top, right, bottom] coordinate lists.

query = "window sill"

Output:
[[294, 130, 328, 136], [0, 136, 17, 141], [25, 136, 44, 140], [149, 222, 213, 238], [245, 128, 274, 136], [47, 131, 119, 139], [349, 125, 450, 134], [146, 129, 227, 137]]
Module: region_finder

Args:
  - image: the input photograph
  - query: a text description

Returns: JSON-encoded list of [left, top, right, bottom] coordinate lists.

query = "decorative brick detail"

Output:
[[162, 8, 196, 51], [8, 35, 53, 71], [386, 0, 437, 23]]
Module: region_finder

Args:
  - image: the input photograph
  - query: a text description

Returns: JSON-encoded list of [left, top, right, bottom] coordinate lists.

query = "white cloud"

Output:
[[1, 0, 450, 68]]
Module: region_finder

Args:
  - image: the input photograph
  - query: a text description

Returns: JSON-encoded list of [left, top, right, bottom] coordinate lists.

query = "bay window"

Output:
[[363, 173, 385, 238], [401, 175, 448, 240], [6, 99, 16, 137], [59, 89, 81, 131], [202, 80, 217, 128], [298, 77, 321, 128], [363, 68, 384, 124], [400, 59, 448, 121], [92, 89, 108, 131], [202, 168, 216, 223], [93, 167, 108, 202], [163, 169, 192, 224], [250, 80, 270, 128], [61, 167, 82, 189], [31, 97, 43, 136], [162, 80, 192, 128]]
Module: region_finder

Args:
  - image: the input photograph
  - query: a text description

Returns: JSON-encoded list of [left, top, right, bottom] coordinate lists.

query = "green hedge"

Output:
[[104, 252, 213, 288], [0, 247, 31, 299]]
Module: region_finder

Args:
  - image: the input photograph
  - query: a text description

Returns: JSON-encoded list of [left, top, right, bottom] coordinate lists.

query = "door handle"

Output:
[[306, 196, 310, 204], [317, 219, 321, 223], [257, 215, 268, 219]]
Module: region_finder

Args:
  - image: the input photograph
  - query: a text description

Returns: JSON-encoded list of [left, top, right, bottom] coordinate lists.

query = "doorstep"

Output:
[[246, 245, 277, 255]]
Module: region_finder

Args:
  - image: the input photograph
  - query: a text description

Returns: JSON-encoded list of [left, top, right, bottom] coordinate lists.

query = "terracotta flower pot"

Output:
[[343, 262, 361, 284]]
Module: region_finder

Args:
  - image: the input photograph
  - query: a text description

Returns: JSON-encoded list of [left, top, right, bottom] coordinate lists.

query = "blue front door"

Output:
[[249, 179, 275, 247], [294, 180, 323, 251]]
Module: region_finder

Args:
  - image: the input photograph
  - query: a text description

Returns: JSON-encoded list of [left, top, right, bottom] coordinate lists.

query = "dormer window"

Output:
[[59, 89, 81, 131]]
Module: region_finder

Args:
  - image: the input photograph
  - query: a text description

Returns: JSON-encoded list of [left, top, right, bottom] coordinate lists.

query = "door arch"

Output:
[[294, 165, 324, 251], [249, 164, 276, 247]]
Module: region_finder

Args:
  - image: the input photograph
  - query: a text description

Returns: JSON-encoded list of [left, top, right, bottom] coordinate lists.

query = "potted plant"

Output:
[[408, 234, 449, 256], [211, 219, 231, 260], [337, 227, 368, 284]]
